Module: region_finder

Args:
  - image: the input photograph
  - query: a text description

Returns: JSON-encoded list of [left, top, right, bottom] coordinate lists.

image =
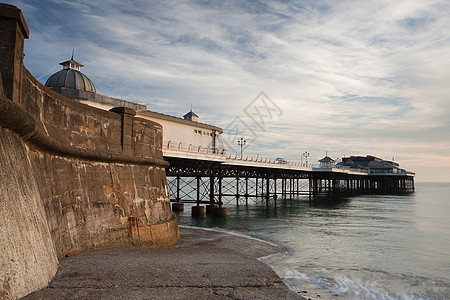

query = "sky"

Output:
[[8, 0, 450, 182]]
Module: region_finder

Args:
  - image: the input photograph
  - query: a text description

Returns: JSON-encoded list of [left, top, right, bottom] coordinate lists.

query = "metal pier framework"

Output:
[[164, 153, 415, 216]]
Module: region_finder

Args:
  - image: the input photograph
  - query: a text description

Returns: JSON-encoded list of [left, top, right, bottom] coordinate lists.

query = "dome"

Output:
[[45, 68, 96, 93], [45, 58, 96, 93]]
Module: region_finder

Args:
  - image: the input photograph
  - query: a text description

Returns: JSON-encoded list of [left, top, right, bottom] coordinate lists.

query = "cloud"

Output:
[[9, 0, 450, 181]]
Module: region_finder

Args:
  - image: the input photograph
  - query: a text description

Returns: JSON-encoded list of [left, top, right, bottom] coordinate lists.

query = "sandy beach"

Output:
[[23, 227, 306, 299]]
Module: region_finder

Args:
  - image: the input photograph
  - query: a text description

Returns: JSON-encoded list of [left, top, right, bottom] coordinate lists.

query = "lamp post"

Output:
[[303, 151, 309, 167], [238, 138, 246, 159]]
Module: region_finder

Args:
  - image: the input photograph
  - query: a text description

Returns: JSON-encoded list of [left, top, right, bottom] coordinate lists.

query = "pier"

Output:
[[164, 147, 415, 216]]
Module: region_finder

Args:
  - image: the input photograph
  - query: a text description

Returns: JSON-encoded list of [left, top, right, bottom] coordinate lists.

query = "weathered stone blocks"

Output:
[[0, 4, 180, 299]]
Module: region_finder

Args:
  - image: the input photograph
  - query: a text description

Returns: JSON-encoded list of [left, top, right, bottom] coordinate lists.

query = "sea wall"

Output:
[[0, 4, 179, 299]]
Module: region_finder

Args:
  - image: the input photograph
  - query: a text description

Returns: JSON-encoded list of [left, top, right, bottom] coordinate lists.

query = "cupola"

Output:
[[183, 109, 199, 122], [319, 153, 335, 168], [45, 55, 96, 98]]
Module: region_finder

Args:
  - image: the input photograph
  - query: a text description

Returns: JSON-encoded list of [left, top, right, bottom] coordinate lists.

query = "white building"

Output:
[[139, 110, 223, 153], [44, 58, 224, 153]]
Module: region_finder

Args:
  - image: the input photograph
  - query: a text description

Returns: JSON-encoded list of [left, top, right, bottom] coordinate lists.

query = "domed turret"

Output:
[[45, 56, 96, 98]]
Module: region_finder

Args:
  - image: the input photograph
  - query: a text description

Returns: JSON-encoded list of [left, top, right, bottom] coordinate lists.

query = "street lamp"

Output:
[[238, 138, 246, 159], [303, 151, 309, 167]]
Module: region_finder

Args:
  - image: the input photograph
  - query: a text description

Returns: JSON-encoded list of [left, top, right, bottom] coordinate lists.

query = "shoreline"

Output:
[[23, 227, 306, 299]]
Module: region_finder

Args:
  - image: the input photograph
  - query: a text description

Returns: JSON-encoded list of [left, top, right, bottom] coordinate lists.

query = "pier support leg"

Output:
[[274, 178, 277, 207], [210, 176, 214, 204], [172, 175, 184, 212], [274, 178, 277, 198], [235, 177, 240, 206], [346, 179, 350, 195], [206, 204, 218, 215], [218, 176, 223, 207], [309, 178, 312, 201], [172, 202, 184, 212], [313, 178, 318, 200], [245, 177, 248, 205], [192, 205, 205, 217], [196, 176, 201, 205], [213, 206, 227, 217], [260, 177, 263, 198], [290, 178, 293, 200], [176, 175, 180, 203], [172, 203, 184, 212]]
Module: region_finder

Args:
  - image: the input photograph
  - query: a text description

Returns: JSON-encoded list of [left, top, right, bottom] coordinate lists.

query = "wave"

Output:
[[179, 225, 281, 247], [281, 268, 444, 300]]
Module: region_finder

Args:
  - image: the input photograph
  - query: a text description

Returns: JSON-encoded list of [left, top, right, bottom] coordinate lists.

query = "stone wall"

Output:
[[0, 125, 58, 300], [0, 4, 179, 299]]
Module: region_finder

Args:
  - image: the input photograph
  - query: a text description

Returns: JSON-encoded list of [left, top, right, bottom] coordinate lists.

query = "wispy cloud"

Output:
[[9, 0, 450, 181]]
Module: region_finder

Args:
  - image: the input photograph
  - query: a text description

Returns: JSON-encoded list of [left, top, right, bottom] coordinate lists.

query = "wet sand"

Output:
[[23, 227, 305, 299]]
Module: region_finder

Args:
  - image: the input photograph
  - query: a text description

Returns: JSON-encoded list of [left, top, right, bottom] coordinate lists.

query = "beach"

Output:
[[23, 227, 305, 299]]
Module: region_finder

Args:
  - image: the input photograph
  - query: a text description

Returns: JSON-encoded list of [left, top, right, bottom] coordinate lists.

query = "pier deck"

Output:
[[163, 149, 415, 213]]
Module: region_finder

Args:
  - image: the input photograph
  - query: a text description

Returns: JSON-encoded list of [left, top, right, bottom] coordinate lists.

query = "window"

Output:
[[194, 130, 197, 134]]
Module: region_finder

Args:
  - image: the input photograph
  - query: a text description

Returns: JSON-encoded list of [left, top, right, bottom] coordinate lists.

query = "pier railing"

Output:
[[163, 140, 372, 174], [164, 140, 313, 167], [164, 140, 416, 177], [165, 140, 296, 164]]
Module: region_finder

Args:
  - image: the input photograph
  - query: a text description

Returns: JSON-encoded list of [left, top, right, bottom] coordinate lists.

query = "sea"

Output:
[[174, 182, 450, 300]]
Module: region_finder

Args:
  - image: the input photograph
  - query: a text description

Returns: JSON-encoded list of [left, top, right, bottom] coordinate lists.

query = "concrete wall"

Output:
[[0, 5, 179, 299], [79, 93, 148, 112]]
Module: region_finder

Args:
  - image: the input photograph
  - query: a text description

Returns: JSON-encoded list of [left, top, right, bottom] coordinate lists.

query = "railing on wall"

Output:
[[166, 140, 226, 155]]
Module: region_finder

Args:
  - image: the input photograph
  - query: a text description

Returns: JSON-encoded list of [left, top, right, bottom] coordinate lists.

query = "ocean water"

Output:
[[174, 182, 450, 299]]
